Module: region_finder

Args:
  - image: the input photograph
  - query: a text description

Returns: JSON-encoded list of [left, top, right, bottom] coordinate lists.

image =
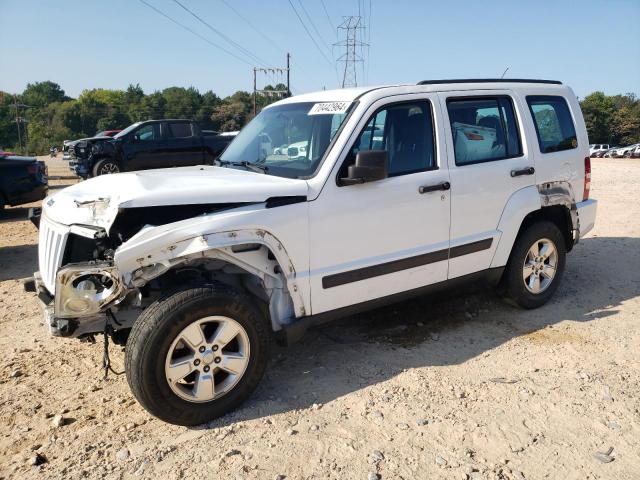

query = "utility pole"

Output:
[[14, 96, 22, 153], [334, 17, 368, 88], [286, 52, 291, 97], [252, 53, 291, 116], [253, 67, 257, 117]]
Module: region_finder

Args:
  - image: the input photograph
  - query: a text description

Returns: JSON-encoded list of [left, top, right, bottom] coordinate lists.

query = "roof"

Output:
[[271, 79, 567, 108]]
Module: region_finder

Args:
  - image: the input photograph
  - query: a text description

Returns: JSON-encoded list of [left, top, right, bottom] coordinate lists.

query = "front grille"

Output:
[[38, 215, 69, 294]]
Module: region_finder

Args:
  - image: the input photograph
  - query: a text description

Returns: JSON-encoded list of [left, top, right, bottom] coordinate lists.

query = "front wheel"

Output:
[[92, 158, 120, 176], [501, 221, 566, 309], [125, 285, 270, 426]]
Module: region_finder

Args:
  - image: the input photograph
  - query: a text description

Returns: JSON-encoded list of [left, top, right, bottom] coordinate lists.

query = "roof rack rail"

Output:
[[417, 78, 562, 85]]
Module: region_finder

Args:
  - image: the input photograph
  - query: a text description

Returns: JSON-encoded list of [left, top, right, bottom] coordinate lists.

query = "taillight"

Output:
[[583, 157, 591, 201]]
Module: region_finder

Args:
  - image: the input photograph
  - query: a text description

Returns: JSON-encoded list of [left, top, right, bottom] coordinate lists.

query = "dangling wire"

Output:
[[103, 310, 125, 379]]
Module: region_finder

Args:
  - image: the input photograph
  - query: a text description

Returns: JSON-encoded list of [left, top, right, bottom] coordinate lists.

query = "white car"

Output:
[[589, 143, 610, 156], [28, 79, 597, 426]]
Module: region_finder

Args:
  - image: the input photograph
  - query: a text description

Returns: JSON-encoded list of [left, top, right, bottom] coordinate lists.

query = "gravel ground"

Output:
[[1, 158, 639, 480]]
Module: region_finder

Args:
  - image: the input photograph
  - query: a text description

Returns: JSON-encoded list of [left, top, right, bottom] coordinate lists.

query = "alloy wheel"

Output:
[[522, 238, 558, 294], [164, 316, 251, 403]]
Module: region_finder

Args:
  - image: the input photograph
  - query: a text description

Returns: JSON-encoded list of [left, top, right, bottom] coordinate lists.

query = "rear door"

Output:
[[165, 121, 204, 167], [439, 90, 534, 279], [525, 91, 588, 202]]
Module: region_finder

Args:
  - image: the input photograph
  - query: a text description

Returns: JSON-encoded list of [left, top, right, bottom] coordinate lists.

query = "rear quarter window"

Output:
[[527, 96, 577, 153]]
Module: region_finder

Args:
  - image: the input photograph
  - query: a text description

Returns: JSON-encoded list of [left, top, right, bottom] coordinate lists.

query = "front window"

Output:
[[114, 122, 142, 139], [219, 101, 352, 178]]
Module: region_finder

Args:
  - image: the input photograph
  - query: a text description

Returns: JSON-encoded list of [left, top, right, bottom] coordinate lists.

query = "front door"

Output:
[[125, 123, 165, 171], [308, 94, 451, 314], [439, 90, 535, 279]]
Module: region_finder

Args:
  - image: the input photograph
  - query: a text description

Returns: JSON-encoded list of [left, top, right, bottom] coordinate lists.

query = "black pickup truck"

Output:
[[0, 154, 48, 210], [68, 119, 236, 178]]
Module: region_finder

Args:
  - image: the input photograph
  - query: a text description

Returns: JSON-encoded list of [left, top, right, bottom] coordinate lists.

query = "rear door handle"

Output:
[[418, 181, 450, 194], [510, 166, 535, 177]]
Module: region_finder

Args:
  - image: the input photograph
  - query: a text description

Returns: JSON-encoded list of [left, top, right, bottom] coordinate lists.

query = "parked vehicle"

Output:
[[593, 147, 616, 158], [67, 120, 235, 178], [632, 145, 640, 158], [620, 144, 640, 158], [0, 154, 48, 210], [589, 144, 610, 156], [27, 79, 597, 426]]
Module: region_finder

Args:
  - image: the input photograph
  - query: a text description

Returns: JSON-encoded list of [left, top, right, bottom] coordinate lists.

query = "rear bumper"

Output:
[[576, 199, 597, 238]]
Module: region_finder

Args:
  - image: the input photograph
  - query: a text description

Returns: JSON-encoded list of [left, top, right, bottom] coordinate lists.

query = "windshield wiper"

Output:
[[217, 160, 269, 173]]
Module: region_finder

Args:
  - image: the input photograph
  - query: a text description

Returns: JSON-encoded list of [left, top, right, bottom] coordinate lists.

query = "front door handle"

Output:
[[510, 166, 535, 177], [418, 181, 450, 194]]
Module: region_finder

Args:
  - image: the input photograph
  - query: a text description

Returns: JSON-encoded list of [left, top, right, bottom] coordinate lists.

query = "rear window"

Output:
[[446, 96, 522, 166], [527, 96, 577, 153], [168, 122, 194, 138]]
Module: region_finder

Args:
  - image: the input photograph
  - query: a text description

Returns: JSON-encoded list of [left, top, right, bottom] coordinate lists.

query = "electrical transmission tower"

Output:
[[334, 16, 368, 88]]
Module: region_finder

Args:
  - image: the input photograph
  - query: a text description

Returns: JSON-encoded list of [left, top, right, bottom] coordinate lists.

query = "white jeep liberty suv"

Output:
[[29, 79, 597, 425]]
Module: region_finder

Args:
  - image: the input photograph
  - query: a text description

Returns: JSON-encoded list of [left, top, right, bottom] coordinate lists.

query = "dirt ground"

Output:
[[1, 157, 639, 480]]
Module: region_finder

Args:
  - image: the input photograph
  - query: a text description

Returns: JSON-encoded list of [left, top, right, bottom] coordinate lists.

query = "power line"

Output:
[[286, 0, 333, 66], [137, 0, 253, 66], [216, 0, 311, 90], [320, 0, 336, 40], [219, 0, 285, 55], [171, 0, 271, 68], [296, 0, 331, 53]]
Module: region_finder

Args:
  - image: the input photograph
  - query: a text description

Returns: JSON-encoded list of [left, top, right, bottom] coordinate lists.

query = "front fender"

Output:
[[113, 208, 308, 317]]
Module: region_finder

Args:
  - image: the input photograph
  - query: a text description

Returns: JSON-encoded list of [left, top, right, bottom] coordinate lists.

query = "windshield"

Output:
[[219, 101, 351, 178], [114, 122, 142, 139]]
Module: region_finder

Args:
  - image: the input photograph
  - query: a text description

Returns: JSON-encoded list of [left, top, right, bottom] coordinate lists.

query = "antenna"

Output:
[[500, 67, 510, 79]]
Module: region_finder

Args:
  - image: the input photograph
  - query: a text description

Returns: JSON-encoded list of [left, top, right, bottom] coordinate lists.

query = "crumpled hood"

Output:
[[42, 165, 308, 230]]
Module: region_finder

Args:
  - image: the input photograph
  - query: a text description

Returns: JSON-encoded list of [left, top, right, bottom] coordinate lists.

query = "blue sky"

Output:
[[0, 0, 638, 99]]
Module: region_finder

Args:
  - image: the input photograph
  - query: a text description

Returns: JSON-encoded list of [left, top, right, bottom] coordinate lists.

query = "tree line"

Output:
[[1, 81, 639, 155], [0, 81, 287, 155]]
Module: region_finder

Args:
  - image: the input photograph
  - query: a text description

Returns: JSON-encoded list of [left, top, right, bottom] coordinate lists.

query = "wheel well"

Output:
[[516, 206, 574, 252], [133, 245, 295, 333]]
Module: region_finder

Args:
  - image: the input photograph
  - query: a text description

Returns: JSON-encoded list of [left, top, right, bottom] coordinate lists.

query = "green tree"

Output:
[[21, 81, 68, 107], [580, 92, 616, 144]]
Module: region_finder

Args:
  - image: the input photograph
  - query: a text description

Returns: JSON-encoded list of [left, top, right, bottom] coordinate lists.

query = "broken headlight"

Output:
[[54, 264, 123, 318]]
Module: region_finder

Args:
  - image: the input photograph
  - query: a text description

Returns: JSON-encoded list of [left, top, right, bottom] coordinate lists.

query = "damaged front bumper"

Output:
[[25, 265, 136, 339]]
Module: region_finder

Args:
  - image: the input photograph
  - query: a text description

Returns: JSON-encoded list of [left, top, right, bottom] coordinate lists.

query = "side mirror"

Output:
[[340, 150, 389, 185]]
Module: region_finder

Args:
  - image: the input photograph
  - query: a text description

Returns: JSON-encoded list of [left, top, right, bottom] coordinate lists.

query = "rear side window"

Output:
[[527, 96, 577, 153], [446, 97, 522, 166], [168, 122, 194, 138]]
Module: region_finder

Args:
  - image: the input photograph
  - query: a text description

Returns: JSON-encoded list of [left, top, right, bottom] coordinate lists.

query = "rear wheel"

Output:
[[125, 285, 270, 426], [92, 158, 120, 176], [501, 221, 566, 309]]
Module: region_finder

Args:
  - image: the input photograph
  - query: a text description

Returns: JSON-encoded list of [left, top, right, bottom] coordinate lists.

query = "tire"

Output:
[[125, 285, 270, 426], [501, 221, 566, 309], [92, 158, 120, 176]]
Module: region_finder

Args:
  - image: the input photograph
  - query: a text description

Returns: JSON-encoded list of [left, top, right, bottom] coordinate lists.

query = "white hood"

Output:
[[43, 165, 308, 230]]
